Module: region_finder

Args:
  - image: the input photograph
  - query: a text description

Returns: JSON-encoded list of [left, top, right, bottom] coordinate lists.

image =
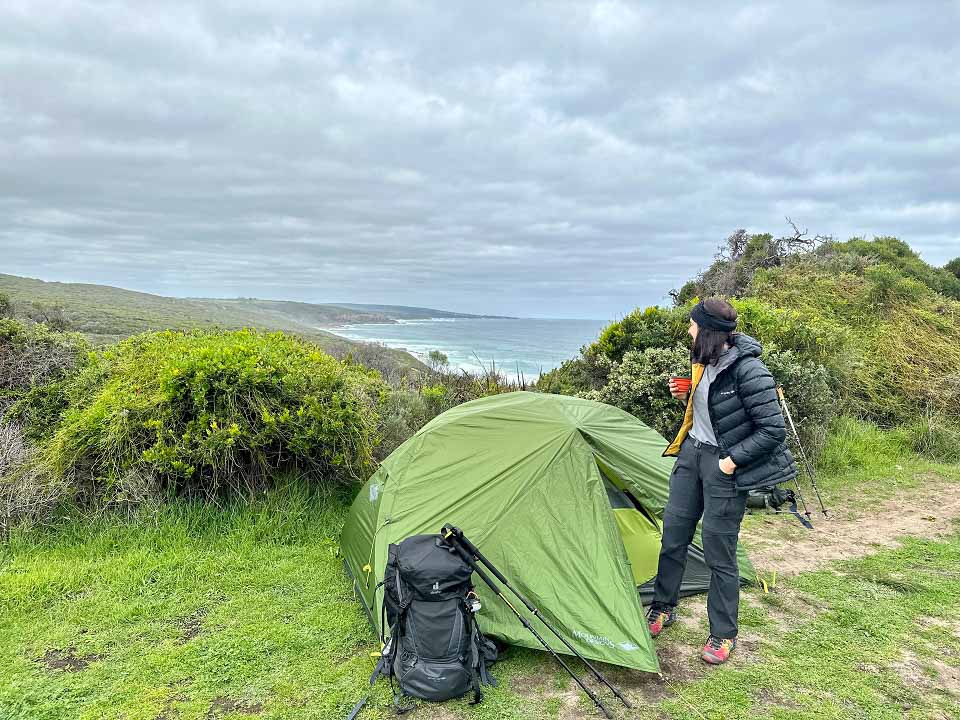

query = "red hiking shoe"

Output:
[[646, 606, 675, 638], [701, 636, 736, 664]]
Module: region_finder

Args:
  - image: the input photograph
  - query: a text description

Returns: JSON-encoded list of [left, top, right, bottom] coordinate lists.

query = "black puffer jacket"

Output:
[[665, 333, 798, 491]]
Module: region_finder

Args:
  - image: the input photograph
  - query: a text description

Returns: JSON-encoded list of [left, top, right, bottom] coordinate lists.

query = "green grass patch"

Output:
[[2, 459, 959, 719]]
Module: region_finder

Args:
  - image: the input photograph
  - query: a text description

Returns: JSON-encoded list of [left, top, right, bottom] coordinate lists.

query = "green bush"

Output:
[[0, 318, 90, 429], [591, 305, 689, 363], [581, 345, 690, 438], [761, 349, 836, 458], [751, 258, 960, 425], [536, 354, 611, 395], [865, 264, 930, 307], [41, 329, 387, 499], [0, 422, 67, 534], [819, 237, 960, 300], [729, 296, 852, 383], [946, 257, 960, 279], [376, 383, 449, 459]]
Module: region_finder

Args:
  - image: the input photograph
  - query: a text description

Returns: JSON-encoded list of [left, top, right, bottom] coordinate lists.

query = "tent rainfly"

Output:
[[341, 391, 755, 673]]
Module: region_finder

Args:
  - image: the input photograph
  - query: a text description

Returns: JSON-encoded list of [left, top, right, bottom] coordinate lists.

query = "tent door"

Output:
[[604, 481, 662, 586]]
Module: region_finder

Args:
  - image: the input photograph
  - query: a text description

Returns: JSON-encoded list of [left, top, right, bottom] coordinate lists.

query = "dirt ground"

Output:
[[742, 473, 960, 575]]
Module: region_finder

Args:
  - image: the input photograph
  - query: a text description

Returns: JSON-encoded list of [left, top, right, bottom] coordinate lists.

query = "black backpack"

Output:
[[370, 534, 498, 710]]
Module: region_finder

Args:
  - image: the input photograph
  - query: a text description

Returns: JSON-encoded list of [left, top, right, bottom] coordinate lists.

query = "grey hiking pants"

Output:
[[653, 437, 748, 639]]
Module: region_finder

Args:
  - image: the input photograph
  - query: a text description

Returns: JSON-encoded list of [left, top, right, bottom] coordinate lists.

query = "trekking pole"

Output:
[[774, 387, 813, 522], [776, 387, 828, 518], [439, 527, 616, 719], [441, 525, 631, 712]]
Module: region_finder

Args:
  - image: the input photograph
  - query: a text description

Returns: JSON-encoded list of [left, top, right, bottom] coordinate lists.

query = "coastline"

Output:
[[323, 316, 607, 380]]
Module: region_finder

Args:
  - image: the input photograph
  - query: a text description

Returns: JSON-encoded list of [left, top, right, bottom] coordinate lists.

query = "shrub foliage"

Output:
[[41, 329, 387, 499], [540, 233, 960, 461], [0, 318, 90, 432]]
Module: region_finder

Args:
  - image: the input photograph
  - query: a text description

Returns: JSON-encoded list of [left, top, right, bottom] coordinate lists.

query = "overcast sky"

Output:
[[1, 2, 958, 318]]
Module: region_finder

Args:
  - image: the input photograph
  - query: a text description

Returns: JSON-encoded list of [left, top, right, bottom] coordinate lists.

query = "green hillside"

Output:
[[0, 274, 427, 370]]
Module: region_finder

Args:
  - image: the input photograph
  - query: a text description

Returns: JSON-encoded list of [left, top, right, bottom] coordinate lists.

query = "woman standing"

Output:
[[647, 298, 797, 664]]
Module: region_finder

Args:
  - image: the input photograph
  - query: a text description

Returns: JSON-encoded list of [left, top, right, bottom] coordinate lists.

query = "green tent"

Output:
[[341, 391, 755, 673]]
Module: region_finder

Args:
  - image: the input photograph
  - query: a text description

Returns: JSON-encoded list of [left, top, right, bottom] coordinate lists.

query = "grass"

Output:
[[2, 427, 959, 719], [652, 530, 960, 720]]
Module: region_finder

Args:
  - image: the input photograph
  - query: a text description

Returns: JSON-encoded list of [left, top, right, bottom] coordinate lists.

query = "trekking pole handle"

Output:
[[442, 525, 522, 605]]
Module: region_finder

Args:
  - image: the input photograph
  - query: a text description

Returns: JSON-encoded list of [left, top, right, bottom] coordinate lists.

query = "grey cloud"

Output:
[[1, 1, 958, 318]]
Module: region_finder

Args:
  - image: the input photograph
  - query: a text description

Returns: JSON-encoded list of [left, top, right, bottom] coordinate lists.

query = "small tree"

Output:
[[671, 220, 831, 303], [427, 350, 449, 372], [946, 257, 960, 279], [0, 293, 11, 319], [23, 302, 70, 331]]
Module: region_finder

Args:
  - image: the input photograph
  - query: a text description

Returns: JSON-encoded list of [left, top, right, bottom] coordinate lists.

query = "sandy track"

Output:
[[743, 475, 960, 575]]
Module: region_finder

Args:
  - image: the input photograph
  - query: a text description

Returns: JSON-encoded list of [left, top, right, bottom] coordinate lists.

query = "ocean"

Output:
[[327, 317, 609, 379]]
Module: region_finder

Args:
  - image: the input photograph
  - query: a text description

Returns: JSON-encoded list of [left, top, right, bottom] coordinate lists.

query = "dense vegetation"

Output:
[[0, 323, 518, 532], [538, 234, 960, 461], [3, 233, 957, 533]]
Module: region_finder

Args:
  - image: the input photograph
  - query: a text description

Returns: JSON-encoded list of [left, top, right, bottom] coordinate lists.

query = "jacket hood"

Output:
[[731, 333, 762, 358]]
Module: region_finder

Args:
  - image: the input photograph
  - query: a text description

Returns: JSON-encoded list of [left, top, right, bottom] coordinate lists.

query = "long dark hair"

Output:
[[692, 298, 737, 365]]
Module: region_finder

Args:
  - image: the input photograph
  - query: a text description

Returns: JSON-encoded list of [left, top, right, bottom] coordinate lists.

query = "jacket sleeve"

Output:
[[726, 359, 787, 468]]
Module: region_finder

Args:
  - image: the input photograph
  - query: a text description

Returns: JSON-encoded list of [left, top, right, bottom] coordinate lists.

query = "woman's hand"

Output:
[[719, 457, 737, 475], [667, 379, 689, 403]]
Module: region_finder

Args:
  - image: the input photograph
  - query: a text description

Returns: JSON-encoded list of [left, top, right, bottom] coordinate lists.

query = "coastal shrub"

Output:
[[591, 305, 688, 363], [753, 259, 960, 425], [377, 358, 523, 459], [760, 349, 836, 459], [672, 227, 830, 302], [946, 257, 960, 279], [376, 383, 450, 459], [727, 297, 851, 381], [536, 354, 611, 395], [581, 345, 690, 438], [42, 329, 387, 500], [819, 237, 960, 300], [0, 318, 89, 428]]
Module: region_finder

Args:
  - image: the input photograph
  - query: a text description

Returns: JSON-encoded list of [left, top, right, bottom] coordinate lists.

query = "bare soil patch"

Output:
[[743, 476, 960, 575], [891, 650, 960, 697], [177, 609, 206, 644], [509, 664, 592, 716], [205, 697, 263, 718], [38, 646, 102, 672], [155, 691, 187, 720]]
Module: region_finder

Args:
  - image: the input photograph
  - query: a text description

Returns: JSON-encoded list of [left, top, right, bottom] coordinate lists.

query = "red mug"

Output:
[[669, 376, 692, 394]]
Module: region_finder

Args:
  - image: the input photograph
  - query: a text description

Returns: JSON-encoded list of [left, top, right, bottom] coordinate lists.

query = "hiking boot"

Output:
[[701, 636, 736, 664], [646, 606, 675, 638]]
